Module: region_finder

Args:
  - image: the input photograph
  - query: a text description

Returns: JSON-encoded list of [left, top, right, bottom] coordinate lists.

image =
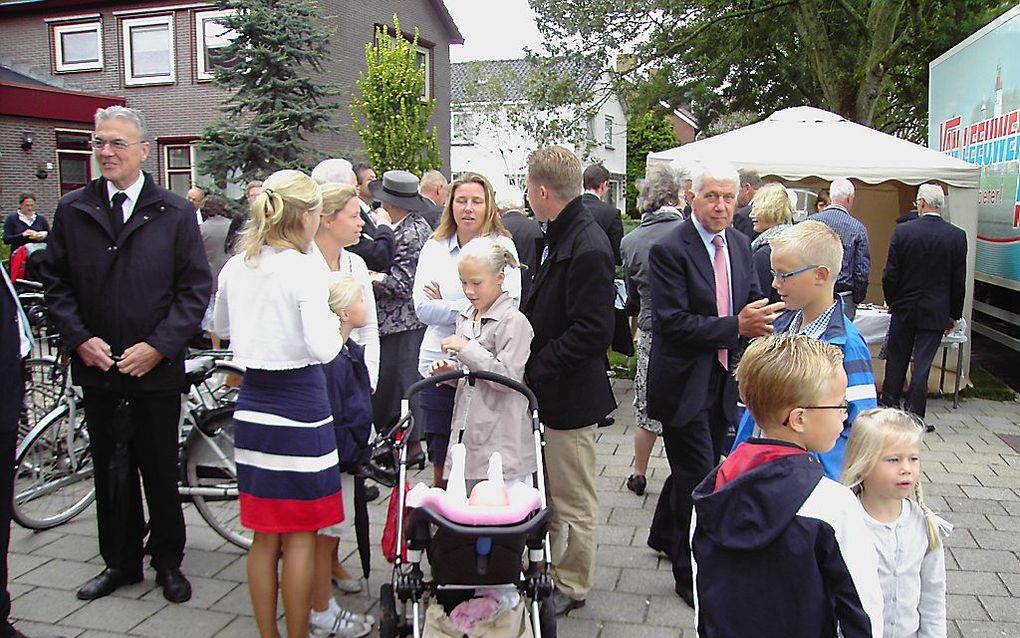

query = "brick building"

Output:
[[0, 0, 462, 217]]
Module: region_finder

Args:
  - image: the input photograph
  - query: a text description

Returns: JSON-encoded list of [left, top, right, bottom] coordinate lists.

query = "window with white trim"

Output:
[[122, 14, 175, 86], [53, 22, 103, 72], [416, 45, 432, 100], [195, 9, 237, 81], [604, 115, 614, 149], [164, 144, 195, 196]]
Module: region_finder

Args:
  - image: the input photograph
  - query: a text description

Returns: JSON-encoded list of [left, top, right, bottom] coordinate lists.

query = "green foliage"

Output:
[[625, 112, 677, 216], [959, 364, 1017, 401], [529, 0, 1014, 142], [198, 0, 340, 186], [351, 15, 440, 175]]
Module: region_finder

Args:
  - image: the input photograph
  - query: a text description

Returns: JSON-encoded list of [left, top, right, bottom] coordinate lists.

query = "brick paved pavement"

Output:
[[7, 381, 1020, 637]]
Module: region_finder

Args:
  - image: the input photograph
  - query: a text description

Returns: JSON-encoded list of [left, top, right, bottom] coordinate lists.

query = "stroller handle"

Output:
[[403, 370, 539, 413]]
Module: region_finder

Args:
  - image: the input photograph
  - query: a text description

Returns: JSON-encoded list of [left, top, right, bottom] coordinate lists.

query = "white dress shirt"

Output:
[[691, 215, 734, 311], [214, 246, 342, 369], [412, 233, 521, 377], [104, 172, 146, 223]]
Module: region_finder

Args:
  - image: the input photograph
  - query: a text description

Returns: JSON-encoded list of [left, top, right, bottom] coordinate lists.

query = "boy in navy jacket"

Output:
[[692, 334, 883, 638]]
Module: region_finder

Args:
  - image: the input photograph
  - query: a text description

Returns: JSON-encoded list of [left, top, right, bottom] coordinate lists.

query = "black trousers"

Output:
[[881, 314, 943, 419], [0, 429, 16, 635], [648, 364, 731, 589], [81, 388, 185, 572], [372, 328, 425, 442]]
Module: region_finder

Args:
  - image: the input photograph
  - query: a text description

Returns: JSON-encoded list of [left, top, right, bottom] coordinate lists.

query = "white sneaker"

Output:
[[332, 576, 363, 594], [330, 612, 372, 638], [329, 596, 376, 627]]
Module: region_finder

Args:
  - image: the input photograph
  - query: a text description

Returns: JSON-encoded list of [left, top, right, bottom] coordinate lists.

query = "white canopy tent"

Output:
[[647, 106, 982, 387]]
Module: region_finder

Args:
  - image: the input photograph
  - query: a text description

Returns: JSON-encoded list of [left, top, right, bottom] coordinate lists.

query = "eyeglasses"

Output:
[[770, 264, 819, 282], [90, 138, 146, 151], [801, 401, 850, 414]]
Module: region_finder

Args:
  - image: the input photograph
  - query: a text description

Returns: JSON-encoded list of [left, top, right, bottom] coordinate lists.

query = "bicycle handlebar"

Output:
[[402, 369, 538, 413]]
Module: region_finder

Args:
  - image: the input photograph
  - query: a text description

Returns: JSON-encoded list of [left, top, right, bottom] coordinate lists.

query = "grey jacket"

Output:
[[620, 206, 685, 331]]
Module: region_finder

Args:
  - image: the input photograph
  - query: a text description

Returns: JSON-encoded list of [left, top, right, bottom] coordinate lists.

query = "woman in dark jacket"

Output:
[[749, 183, 794, 304], [3, 193, 49, 250]]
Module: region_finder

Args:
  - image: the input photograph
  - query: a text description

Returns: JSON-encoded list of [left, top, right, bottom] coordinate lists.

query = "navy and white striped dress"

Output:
[[214, 246, 346, 533]]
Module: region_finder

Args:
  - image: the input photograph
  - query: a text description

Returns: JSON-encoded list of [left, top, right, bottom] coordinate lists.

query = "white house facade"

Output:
[[450, 59, 628, 215]]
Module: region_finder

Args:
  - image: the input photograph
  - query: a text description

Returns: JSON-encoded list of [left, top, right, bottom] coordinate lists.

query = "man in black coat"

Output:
[[350, 163, 396, 271], [646, 160, 783, 607], [523, 147, 615, 616], [881, 183, 967, 419], [1, 267, 33, 638], [497, 188, 543, 306], [731, 168, 760, 240], [40, 106, 210, 604], [581, 164, 625, 265]]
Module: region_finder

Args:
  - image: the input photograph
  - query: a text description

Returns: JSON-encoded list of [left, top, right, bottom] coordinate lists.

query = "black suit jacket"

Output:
[[40, 174, 211, 394], [348, 206, 396, 272], [523, 197, 615, 429], [1, 269, 24, 431], [501, 209, 543, 305], [647, 219, 761, 428], [419, 201, 443, 230], [882, 214, 967, 330], [581, 192, 624, 265], [732, 205, 755, 241]]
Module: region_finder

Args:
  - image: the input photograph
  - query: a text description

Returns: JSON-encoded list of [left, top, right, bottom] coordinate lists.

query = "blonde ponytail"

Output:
[[240, 169, 322, 262]]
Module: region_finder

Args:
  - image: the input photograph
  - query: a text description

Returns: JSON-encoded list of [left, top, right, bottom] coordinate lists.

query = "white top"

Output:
[[214, 246, 342, 370], [310, 243, 380, 390], [412, 233, 521, 377], [105, 172, 145, 222], [861, 498, 947, 638]]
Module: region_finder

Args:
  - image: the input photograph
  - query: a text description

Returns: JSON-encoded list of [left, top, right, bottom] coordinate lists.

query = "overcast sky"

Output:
[[445, 0, 545, 62]]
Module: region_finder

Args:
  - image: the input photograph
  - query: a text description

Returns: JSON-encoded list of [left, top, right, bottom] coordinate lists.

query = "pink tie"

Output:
[[712, 235, 730, 370]]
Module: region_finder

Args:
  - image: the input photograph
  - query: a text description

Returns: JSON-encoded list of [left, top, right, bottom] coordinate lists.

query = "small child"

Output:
[[692, 333, 884, 638], [732, 220, 878, 479], [429, 236, 536, 486], [310, 275, 374, 638], [842, 408, 949, 638]]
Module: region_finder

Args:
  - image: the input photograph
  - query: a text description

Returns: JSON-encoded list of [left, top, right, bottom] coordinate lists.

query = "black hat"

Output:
[[368, 170, 430, 210]]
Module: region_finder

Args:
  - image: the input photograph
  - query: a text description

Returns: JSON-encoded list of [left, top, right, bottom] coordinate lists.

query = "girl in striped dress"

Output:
[[215, 169, 344, 638]]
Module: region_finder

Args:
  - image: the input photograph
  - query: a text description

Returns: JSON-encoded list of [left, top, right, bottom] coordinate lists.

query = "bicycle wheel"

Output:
[[14, 400, 96, 530], [20, 357, 67, 441], [184, 409, 251, 549]]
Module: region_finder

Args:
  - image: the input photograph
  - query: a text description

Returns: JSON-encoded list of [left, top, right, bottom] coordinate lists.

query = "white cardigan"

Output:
[[861, 498, 948, 638], [215, 246, 342, 370]]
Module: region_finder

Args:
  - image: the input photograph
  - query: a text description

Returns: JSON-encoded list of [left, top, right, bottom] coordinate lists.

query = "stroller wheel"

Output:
[[538, 599, 557, 638], [379, 583, 400, 638]]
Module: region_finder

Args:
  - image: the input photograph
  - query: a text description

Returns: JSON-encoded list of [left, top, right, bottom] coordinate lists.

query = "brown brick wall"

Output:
[[0, 0, 454, 215], [0, 115, 93, 217]]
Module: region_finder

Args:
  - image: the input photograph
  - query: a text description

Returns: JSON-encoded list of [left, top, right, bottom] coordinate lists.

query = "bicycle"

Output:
[[13, 351, 253, 550]]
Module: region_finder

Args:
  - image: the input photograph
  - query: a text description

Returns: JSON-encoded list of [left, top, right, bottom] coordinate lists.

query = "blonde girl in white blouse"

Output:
[[842, 408, 950, 638]]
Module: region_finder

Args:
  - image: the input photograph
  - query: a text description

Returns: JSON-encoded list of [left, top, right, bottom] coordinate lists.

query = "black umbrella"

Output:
[[353, 475, 371, 582]]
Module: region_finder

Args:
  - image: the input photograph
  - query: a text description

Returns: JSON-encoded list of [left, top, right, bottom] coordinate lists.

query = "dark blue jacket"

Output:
[[324, 339, 373, 472], [3, 212, 49, 250], [692, 440, 884, 638]]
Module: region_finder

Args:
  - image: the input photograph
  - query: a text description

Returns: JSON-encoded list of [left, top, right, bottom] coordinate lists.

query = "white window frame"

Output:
[[416, 44, 432, 101], [164, 144, 196, 194], [604, 115, 615, 149], [122, 14, 176, 86], [53, 21, 103, 72], [451, 111, 474, 145], [55, 129, 100, 195], [194, 9, 235, 81]]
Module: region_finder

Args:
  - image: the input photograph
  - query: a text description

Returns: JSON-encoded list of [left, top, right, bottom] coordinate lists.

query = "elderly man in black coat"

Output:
[[524, 147, 615, 617], [41, 106, 210, 604]]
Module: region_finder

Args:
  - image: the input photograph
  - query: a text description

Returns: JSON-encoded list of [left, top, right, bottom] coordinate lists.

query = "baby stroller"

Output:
[[371, 370, 556, 638]]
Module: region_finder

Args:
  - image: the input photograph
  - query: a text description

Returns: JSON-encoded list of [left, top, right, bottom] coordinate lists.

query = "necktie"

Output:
[[712, 234, 730, 370], [110, 192, 127, 236]]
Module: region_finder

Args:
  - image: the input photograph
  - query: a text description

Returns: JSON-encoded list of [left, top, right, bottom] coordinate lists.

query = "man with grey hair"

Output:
[[311, 157, 356, 186], [496, 185, 542, 304], [315, 159, 396, 272], [186, 186, 204, 225], [645, 158, 782, 606], [811, 178, 871, 319], [418, 169, 448, 229], [40, 105, 210, 604], [881, 183, 967, 420]]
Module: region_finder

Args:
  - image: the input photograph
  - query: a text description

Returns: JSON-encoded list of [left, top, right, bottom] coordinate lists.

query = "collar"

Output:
[[790, 301, 838, 339], [822, 204, 850, 215], [106, 172, 145, 204], [17, 211, 36, 225], [691, 214, 725, 247], [921, 212, 942, 218], [775, 296, 848, 344], [544, 196, 586, 246], [442, 233, 460, 254], [458, 291, 514, 322]]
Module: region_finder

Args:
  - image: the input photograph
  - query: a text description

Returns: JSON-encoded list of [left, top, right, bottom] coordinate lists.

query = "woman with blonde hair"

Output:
[[214, 169, 344, 638], [841, 408, 949, 638], [749, 182, 795, 303], [413, 172, 521, 487]]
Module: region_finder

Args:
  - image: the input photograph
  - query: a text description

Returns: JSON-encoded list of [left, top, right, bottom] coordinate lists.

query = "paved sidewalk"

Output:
[[8, 381, 1020, 637]]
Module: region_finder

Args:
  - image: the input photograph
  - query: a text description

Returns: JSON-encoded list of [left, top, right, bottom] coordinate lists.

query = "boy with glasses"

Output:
[[692, 334, 884, 638], [732, 220, 877, 479]]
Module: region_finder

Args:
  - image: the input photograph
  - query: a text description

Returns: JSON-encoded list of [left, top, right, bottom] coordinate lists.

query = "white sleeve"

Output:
[[836, 492, 885, 638], [350, 256, 380, 391], [213, 261, 231, 339], [413, 239, 461, 325], [295, 261, 343, 363], [499, 235, 522, 307], [917, 536, 947, 638]]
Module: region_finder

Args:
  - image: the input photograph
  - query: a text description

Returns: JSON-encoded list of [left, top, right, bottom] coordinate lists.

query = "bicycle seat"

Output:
[[184, 356, 216, 386]]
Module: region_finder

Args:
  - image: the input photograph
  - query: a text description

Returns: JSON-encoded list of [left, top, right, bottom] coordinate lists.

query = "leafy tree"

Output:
[[529, 0, 1013, 142], [351, 15, 440, 175], [626, 112, 679, 216], [198, 0, 340, 186]]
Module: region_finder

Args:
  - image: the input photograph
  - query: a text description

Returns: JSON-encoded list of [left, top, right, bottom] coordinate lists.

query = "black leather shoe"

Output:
[[363, 484, 380, 502], [76, 568, 143, 600], [675, 583, 695, 609], [549, 588, 585, 617], [626, 474, 646, 496], [155, 568, 192, 603], [597, 416, 615, 428]]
